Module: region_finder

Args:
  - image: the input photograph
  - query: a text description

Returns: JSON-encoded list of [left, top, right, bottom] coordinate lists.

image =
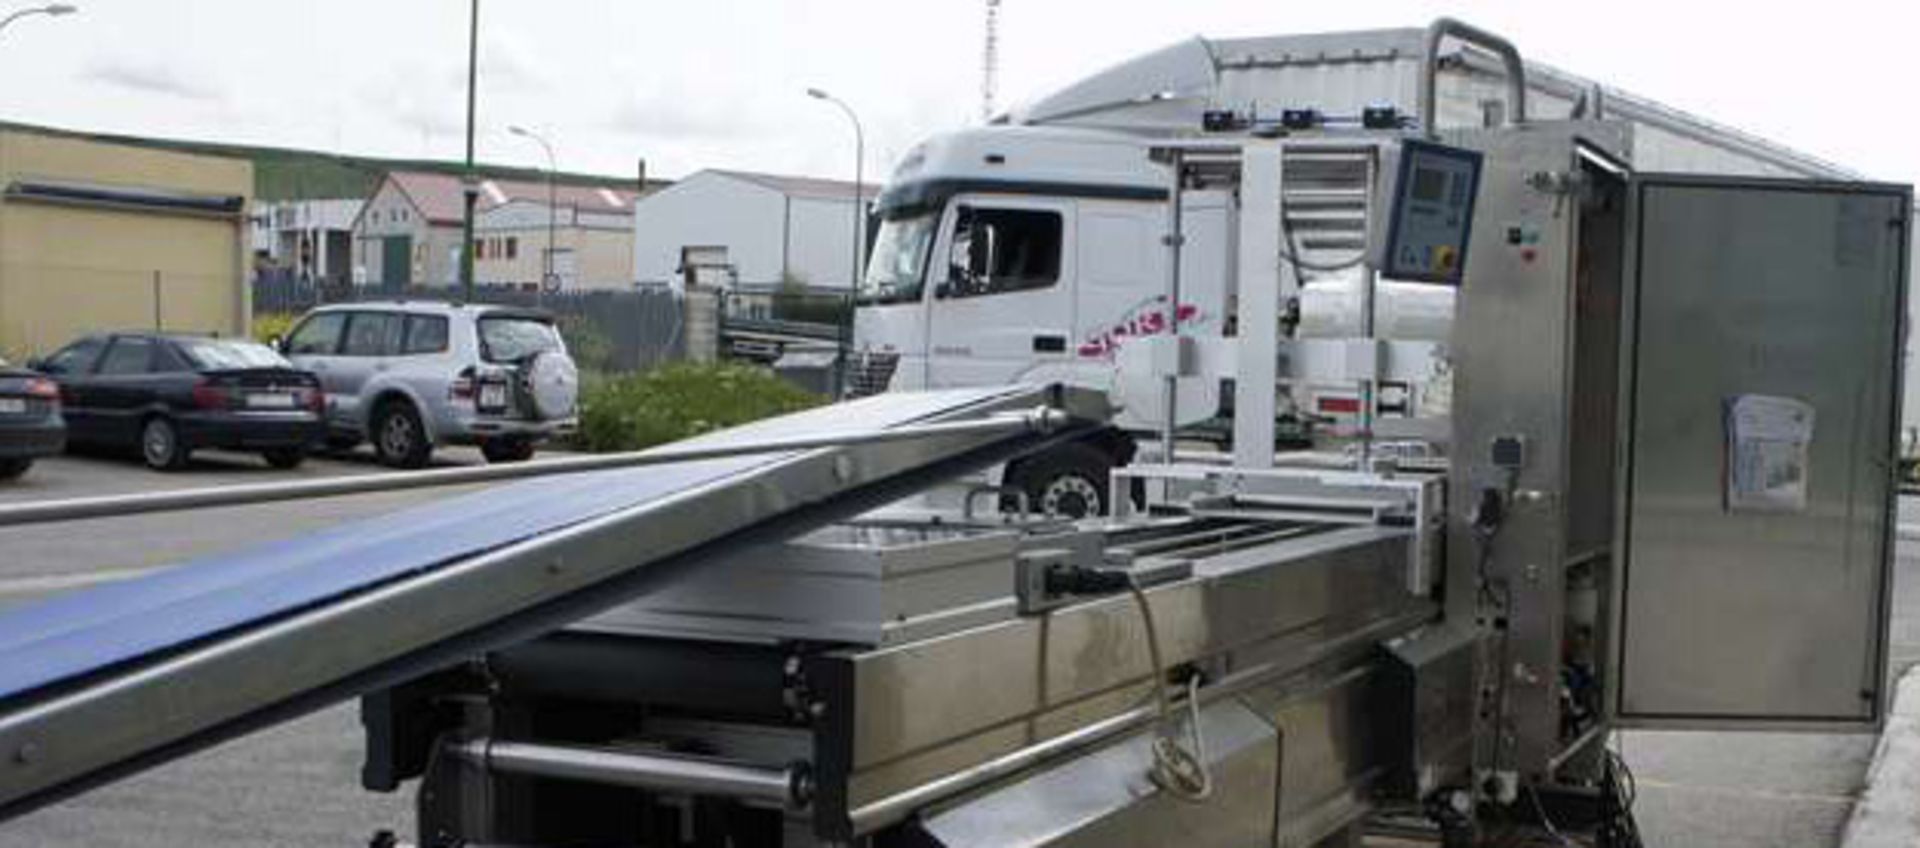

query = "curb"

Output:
[[1840, 666, 1920, 848]]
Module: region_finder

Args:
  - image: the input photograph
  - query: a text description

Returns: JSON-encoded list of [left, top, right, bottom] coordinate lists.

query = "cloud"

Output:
[[604, 86, 778, 142], [81, 60, 224, 103]]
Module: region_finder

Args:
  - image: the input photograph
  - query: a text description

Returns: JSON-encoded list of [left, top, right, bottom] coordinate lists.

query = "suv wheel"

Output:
[[0, 458, 31, 481], [481, 438, 535, 464], [372, 401, 431, 469], [141, 416, 190, 471]]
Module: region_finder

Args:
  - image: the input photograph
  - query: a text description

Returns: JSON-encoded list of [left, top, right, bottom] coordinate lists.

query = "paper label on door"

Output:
[[1725, 394, 1814, 512]]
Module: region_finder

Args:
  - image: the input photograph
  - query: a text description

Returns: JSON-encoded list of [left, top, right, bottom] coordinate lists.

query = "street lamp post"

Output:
[[0, 3, 77, 37], [509, 125, 557, 296], [459, 0, 479, 303], [806, 87, 863, 397]]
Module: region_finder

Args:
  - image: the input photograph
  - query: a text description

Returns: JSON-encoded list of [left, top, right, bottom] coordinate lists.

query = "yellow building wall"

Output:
[[0, 130, 252, 359]]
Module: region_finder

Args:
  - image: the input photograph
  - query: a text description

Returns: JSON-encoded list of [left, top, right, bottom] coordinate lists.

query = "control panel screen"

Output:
[[1381, 140, 1483, 285]]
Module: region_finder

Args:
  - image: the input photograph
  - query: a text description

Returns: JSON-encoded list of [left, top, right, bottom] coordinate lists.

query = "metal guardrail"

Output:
[[0, 408, 1068, 529]]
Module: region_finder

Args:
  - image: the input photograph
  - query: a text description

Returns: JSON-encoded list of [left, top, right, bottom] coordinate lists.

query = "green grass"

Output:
[[573, 361, 823, 453]]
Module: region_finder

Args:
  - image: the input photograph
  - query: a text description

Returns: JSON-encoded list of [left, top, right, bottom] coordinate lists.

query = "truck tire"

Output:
[[372, 400, 432, 469], [1007, 442, 1113, 519], [0, 458, 30, 481]]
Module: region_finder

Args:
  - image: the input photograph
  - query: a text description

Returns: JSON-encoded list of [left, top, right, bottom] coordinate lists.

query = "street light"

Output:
[[806, 87, 863, 397], [0, 4, 78, 37], [509, 125, 558, 295], [459, 0, 479, 302]]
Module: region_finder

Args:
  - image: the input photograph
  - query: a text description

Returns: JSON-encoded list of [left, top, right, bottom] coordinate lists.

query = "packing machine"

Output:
[[0, 21, 1907, 848]]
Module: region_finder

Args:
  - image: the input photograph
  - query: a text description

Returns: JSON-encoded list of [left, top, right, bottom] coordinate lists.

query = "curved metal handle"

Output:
[[1419, 17, 1528, 137], [963, 484, 1029, 523]]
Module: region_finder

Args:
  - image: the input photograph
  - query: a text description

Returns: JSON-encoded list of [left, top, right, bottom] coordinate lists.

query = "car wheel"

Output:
[[261, 447, 307, 470], [140, 417, 190, 471], [1007, 442, 1113, 519], [481, 438, 535, 464], [372, 401, 431, 469], [0, 458, 31, 481]]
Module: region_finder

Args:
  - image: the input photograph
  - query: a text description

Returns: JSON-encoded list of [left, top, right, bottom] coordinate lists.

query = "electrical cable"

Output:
[[1126, 578, 1213, 803], [1525, 784, 1579, 848]]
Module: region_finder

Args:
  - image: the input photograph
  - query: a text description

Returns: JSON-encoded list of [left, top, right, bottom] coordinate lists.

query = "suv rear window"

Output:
[[478, 315, 562, 363]]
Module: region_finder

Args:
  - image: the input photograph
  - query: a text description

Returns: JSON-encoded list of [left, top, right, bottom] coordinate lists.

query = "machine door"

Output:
[[1615, 175, 1909, 729]]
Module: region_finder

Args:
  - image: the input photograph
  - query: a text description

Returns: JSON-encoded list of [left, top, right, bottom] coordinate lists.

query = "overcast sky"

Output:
[[0, 0, 1913, 188]]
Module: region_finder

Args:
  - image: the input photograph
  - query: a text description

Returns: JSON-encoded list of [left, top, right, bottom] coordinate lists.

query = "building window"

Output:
[[475, 240, 486, 260], [370, 211, 381, 225], [506, 237, 518, 260]]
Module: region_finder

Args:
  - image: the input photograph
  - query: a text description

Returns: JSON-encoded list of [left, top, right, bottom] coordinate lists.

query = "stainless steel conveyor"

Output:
[[0, 384, 1109, 820]]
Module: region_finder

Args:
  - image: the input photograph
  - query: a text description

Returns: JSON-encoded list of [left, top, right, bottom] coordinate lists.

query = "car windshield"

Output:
[[479, 316, 563, 363], [859, 210, 939, 306], [179, 339, 290, 370]]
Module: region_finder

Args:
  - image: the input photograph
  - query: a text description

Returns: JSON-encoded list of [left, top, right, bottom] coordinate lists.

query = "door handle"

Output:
[[1032, 334, 1068, 354]]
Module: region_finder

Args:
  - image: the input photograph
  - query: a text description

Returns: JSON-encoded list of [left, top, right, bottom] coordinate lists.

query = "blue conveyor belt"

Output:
[[0, 388, 1016, 705]]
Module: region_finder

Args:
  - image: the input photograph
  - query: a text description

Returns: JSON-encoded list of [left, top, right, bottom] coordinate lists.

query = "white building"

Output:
[[251, 198, 363, 287], [631, 169, 876, 291]]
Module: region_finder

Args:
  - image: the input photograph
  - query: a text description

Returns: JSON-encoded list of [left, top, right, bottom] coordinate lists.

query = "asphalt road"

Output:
[[0, 452, 1912, 846], [0, 449, 490, 848]]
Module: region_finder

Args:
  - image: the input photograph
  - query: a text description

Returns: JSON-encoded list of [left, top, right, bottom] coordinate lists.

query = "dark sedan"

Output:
[[0, 358, 66, 480], [33, 333, 325, 471]]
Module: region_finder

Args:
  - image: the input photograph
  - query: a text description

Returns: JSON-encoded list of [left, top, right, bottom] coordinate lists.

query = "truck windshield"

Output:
[[859, 211, 938, 305]]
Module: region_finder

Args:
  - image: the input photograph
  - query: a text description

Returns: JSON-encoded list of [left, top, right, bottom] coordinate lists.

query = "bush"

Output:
[[573, 361, 823, 453], [253, 312, 300, 346]]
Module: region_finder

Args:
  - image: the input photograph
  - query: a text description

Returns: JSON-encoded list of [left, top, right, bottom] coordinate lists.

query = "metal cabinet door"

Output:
[[1615, 175, 1909, 729]]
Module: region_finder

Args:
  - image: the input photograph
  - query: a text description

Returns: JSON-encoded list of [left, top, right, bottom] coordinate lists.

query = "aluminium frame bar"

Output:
[[0, 408, 1068, 529]]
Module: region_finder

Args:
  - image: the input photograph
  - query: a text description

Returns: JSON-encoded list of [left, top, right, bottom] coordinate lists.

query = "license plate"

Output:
[[244, 393, 297, 409], [0, 398, 23, 415], [479, 384, 508, 408]]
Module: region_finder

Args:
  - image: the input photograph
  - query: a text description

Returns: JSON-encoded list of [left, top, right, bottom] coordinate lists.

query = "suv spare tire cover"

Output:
[[525, 350, 579, 420]]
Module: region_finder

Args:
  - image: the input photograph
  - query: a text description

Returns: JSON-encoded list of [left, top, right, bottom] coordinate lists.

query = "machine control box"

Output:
[[1375, 139, 1483, 285]]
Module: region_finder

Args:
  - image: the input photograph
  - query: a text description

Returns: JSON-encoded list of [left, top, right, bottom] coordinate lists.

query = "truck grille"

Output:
[[844, 351, 899, 398]]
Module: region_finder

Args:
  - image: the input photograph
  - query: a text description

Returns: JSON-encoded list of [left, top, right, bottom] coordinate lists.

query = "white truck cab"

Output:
[[851, 127, 1236, 515]]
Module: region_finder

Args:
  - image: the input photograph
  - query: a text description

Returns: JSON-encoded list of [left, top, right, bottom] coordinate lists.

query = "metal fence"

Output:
[[251, 274, 688, 373]]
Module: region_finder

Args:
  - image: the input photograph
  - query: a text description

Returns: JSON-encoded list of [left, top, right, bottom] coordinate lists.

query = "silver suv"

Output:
[[281, 301, 579, 467]]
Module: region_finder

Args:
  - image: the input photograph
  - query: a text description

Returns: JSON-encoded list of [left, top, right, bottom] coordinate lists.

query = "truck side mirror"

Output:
[[268, 335, 285, 353]]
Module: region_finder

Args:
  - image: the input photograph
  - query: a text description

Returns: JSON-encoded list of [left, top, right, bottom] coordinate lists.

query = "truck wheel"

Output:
[[1008, 442, 1113, 519], [0, 458, 31, 481], [372, 401, 432, 469], [481, 438, 535, 464], [140, 416, 190, 471]]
